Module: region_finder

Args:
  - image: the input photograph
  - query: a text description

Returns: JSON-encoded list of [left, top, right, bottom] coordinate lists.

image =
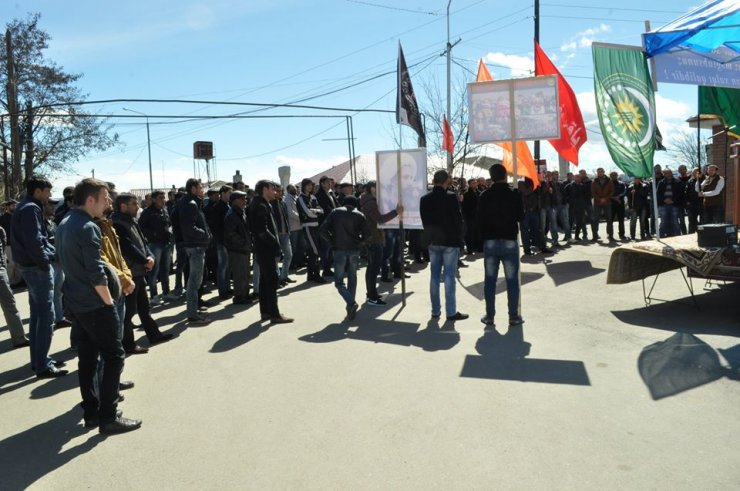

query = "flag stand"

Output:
[[397, 125, 407, 307], [508, 82, 523, 317]]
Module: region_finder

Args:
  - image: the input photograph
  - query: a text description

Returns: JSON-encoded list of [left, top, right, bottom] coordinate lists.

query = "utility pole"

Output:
[[533, 0, 540, 169], [123, 108, 154, 192], [5, 29, 21, 197], [446, 0, 453, 172]]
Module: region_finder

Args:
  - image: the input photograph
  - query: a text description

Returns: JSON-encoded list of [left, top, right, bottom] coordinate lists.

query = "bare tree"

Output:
[[667, 130, 708, 170]]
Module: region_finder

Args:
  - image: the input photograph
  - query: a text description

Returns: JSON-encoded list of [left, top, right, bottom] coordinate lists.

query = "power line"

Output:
[[541, 3, 685, 14], [542, 15, 671, 23], [344, 0, 439, 16]]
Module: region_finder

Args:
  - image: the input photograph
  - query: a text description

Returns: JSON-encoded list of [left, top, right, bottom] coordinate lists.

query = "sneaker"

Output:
[[367, 297, 387, 306], [346, 302, 359, 321], [509, 316, 524, 326], [447, 312, 469, 321], [150, 295, 163, 306], [187, 314, 211, 326]]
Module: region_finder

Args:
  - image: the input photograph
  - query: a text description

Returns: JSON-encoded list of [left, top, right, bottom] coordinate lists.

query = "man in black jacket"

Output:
[[138, 190, 173, 304], [297, 179, 325, 284], [315, 175, 338, 276], [224, 190, 253, 305], [249, 180, 292, 323], [319, 196, 371, 320], [477, 164, 524, 327], [627, 177, 650, 240], [461, 179, 479, 255], [419, 170, 468, 322], [112, 194, 173, 353], [208, 185, 232, 299], [177, 178, 212, 325], [656, 168, 685, 238]]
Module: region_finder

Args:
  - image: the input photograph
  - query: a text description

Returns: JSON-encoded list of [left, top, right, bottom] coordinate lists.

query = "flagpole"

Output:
[[508, 80, 518, 182], [397, 125, 406, 307]]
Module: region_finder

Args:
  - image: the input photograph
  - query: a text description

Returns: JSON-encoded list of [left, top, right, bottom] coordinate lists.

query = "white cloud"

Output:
[[561, 24, 612, 53], [655, 93, 692, 121], [484, 52, 533, 77]]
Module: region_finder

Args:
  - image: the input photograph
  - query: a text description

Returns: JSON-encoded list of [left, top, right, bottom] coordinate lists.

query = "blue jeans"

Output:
[[520, 211, 541, 252], [185, 247, 206, 318], [148, 242, 171, 297], [252, 260, 260, 294], [428, 245, 458, 317], [174, 243, 186, 291], [382, 229, 402, 279], [216, 243, 230, 296], [52, 262, 64, 322], [279, 233, 292, 281], [659, 205, 680, 237], [483, 239, 520, 320], [333, 250, 360, 306], [20, 265, 55, 373]]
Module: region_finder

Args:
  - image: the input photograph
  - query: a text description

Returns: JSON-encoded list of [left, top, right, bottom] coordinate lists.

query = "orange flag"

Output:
[[442, 115, 454, 154], [476, 59, 539, 188]]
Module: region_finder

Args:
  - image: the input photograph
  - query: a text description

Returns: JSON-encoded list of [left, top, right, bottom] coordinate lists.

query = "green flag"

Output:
[[593, 44, 656, 178], [699, 86, 740, 139]]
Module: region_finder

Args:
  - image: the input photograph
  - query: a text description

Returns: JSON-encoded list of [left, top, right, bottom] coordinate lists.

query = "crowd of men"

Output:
[[0, 161, 727, 435]]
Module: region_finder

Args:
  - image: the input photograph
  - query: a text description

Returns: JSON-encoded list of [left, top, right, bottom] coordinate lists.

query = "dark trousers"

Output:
[[592, 204, 613, 238], [73, 305, 125, 423], [228, 251, 251, 301], [382, 229, 402, 279], [520, 211, 543, 252], [365, 243, 384, 300], [629, 208, 649, 239], [256, 252, 279, 317], [463, 215, 479, 253], [123, 275, 160, 350], [687, 206, 702, 234], [570, 206, 587, 238], [611, 200, 626, 237], [702, 205, 724, 224], [302, 226, 320, 279]]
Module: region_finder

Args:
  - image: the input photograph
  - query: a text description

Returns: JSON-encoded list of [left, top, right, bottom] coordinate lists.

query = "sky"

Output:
[[5, 0, 711, 193]]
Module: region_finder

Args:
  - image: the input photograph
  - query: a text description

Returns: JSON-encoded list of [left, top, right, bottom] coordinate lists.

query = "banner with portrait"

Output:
[[375, 149, 427, 230], [468, 75, 561, 143]]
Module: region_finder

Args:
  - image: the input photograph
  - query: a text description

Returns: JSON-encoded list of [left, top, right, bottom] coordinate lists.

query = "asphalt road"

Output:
[[1, 229, 739, 490]]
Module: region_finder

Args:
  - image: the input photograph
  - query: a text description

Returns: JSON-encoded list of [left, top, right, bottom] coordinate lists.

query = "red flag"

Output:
[[534, 41, 587, 165], [442, 115, 454, 154], [476, 59, 539, 188]]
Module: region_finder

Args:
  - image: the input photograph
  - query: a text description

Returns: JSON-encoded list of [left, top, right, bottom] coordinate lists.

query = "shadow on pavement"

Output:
[[210, 321, 270, 353], [460, 325, 591, 385], [459, 272, 545, 301], [545, 260, 605, 286], [30, 370, 78, 399], [612, 283, 740, 337], [0, 405, 104, 489], [638, 332, 737, 399]]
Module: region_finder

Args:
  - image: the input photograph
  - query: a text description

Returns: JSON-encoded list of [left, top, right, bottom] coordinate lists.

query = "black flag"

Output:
[[396, 43, 426, 147]]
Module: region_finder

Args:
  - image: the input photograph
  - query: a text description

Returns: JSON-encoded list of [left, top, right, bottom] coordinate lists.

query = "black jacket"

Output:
[[207, 200, 229, 244], [315, 187, 337, 224], [477, 183, 523, 241], [656, 178, 685, 207], [248, 196, 280, 257], [319, 205, 371, 251], [565, 181, 589, 209], [223, 205, 251, 254], [627, 182, 650, 210], [419, 186, 464, 248], [461, 189, 478, 219], [111, 211, 152, 278], [177, 193, 211, 248], [138, 204, 172, 244], [297, 193, 322, 226], [685, 177, 703, 209], [10, 197, 55, 270]]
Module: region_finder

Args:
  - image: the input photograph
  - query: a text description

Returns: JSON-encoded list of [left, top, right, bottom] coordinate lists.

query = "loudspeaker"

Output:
[[193, 141, 213, 160]]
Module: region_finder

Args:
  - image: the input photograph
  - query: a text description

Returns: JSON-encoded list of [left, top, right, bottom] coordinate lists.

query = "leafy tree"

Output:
[[1, 13, 119, 198]]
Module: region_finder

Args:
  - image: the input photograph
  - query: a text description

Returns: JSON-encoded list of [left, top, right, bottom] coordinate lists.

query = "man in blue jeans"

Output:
[[138, 190, 174, 304], [477, 164, 524, 328], [177, 178, 212, 325], [419, 170, 468, 322], [10, 176, 68, 378], [319, 196, 371, 320]]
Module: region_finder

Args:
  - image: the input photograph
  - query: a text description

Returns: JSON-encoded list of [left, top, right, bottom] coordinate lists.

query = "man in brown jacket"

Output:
[[591, 167, 614, 242]]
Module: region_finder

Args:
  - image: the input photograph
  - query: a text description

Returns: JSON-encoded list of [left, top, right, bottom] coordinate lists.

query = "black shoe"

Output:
[[36, 366, 69, 379], [523, 249, 533, 256], [219, 292, 234, 300], [366, 297, 387, 306], [310, 276, 327, 284], [149, 333, 174, 345], [284, 277, 297, 284], [125, 346, 149, 355], [51, 360, 67, 369], [346, 302, 359, 321], [270, 315, 294, 324], [509, 316, 524, 325], [84, 410, 122, 429], [232, 297, 254, 305], [119, 380, 135, 391], [187, 314, 211, 326], [447, 312, 469, 321], [457, 260, 468, 268], [322, 270, 334, 277], [394, 273, 411, 279], [99, 415, 142, 435], [540, 248, 553, 254], [54, 319, 72, 329]]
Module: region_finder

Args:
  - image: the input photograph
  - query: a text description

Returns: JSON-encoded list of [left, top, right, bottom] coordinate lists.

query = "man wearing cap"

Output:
[[297, 178, 326, 284], [249, 180, 293, 323], [320, 195, 371, 320], [224, 190, 253, 304], [336, 182, 354, 206]]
